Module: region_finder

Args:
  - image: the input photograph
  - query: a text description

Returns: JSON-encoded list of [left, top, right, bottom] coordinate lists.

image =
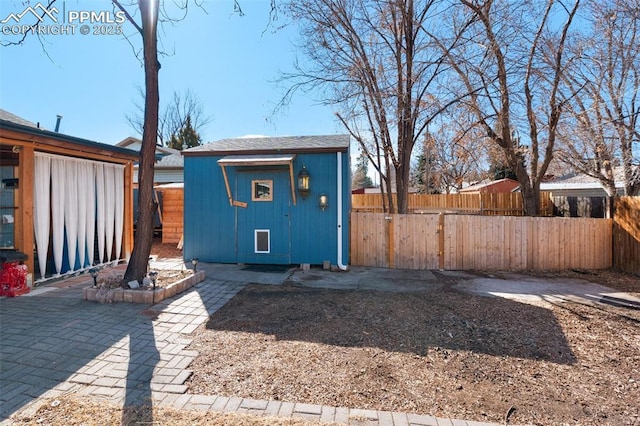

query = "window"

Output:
[[0, 166, 16, 248], [252, 180, 273, 201], [255, 229, 270, 253]]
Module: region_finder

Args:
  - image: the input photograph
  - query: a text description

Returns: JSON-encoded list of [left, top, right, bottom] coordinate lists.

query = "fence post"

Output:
[[386, 214, 394, 269], [438, 213, 445, 270]]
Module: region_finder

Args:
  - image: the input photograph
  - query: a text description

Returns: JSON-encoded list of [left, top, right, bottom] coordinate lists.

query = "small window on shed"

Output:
[[252, 180, 273, 201], [255, 229, 270, 253]]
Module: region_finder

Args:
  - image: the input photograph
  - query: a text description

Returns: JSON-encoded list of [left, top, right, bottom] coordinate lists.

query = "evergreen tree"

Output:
[[167, 115, 202, 150], [411, 152, 440, 194], [352, 152, 374, 189], [411, 152, 427, 192], [490, 163, 518, 180]]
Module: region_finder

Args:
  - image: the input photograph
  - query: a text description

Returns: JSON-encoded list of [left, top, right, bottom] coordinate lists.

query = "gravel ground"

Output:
[[186, 271, 640, 426], [150, 239, 640, 424], [9, 396, 330, 426], [9, 240, 638, 425]]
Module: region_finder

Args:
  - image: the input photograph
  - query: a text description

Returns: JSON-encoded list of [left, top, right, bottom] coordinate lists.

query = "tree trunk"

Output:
[[395, 162, 411, 214], [520, 180, 539, 217], [123, 0, 159, 285]]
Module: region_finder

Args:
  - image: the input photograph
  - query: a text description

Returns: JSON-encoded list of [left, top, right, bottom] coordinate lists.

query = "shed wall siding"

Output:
[[290, 153, 338, 264], [184, 151, 350, 265], [184, 156, 236, 263]]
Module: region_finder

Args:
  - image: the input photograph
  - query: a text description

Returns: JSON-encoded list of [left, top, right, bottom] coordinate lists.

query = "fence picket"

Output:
[[352, 192, 553, 215], [613, 197, 640, 274], [350, 212, 613, 271]]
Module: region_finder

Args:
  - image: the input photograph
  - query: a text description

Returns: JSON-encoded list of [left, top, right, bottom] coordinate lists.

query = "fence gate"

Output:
[[350, 213, 441, 269]]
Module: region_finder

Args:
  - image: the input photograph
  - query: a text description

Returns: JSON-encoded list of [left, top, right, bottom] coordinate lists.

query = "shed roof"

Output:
[[183, 134, 350, 156]]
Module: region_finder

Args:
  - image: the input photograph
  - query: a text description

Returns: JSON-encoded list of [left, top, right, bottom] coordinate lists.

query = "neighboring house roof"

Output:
[[155, 149, 183, 169], [184, 134, 350, 156], [459, 178, 520, 193], [116, 136, 177, 156], [115, 137, 183, 169], [540, 168, 629, 191], [353, 186, 418, 194], [115, 136, 142, 149], [0, 109, 39, 128]]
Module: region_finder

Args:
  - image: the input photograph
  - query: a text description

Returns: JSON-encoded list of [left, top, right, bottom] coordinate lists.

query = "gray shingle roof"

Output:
[[540, 166, 637, 190], [0, 109, 39, 128], [156, 152, 183, 168], [185, 134, 350, 155]]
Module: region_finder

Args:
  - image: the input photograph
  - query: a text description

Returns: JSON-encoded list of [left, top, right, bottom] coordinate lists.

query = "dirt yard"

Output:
[[10, 396, 330, 426], [186, 271, 640, 426], [151, 238, 184, 260]]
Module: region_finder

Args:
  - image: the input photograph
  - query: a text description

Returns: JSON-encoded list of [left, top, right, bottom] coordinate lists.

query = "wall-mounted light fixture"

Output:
[[297, 165, 310, 199], [319, 193, 329, 211]]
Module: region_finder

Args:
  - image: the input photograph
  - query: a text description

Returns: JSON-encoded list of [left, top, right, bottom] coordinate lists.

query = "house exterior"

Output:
[[459, 178, 520, 194], [0, 109, 138, 281], [116, 137, 184, 184], [182, 135, 351, 267], [116, 137, 186, 236], [540, 170, 628, 197]]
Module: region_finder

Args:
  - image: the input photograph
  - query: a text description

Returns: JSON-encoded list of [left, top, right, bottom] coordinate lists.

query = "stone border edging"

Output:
[[82, 270, 205, 304]]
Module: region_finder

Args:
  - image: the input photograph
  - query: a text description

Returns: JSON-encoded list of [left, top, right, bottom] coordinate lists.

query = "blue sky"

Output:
[[0, 0, 345, 145]]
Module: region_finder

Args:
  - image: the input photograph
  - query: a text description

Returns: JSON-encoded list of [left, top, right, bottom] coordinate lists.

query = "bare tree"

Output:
[[424, 109, 489, 193], [441, 0, 580, 215], [1, 0, 161, 283], [127, 88, 211, 146], [119, 0, 160, 285], [279, 0, 469, 213], [558, 0, 640, 196]]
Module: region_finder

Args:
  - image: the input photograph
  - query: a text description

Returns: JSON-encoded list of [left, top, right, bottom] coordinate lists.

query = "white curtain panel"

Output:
[[32, 153, 127, 276], [33, 154, 51, 280], [50, 157, 66, 275], [85, 164, 96, 266], [114, 165, 124, 260], [104, 164, 116, 262], [64, 164, 79, 271], [76, 162, 90, 269], [95, 163, 106, 264]]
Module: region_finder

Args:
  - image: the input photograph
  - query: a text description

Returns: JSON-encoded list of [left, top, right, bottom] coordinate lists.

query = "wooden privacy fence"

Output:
[[156, 186, 184, 244], [350, 212, 613, 271], [352, 192, 554, 216], [613, 197, 640, 275]]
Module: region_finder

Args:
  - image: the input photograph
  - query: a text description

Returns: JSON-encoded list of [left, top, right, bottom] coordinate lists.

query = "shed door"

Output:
[[235, 170, 291, 264]]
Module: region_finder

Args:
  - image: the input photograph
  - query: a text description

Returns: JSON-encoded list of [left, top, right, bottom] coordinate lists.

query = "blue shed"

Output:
[[182, 135, 350, 268]]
